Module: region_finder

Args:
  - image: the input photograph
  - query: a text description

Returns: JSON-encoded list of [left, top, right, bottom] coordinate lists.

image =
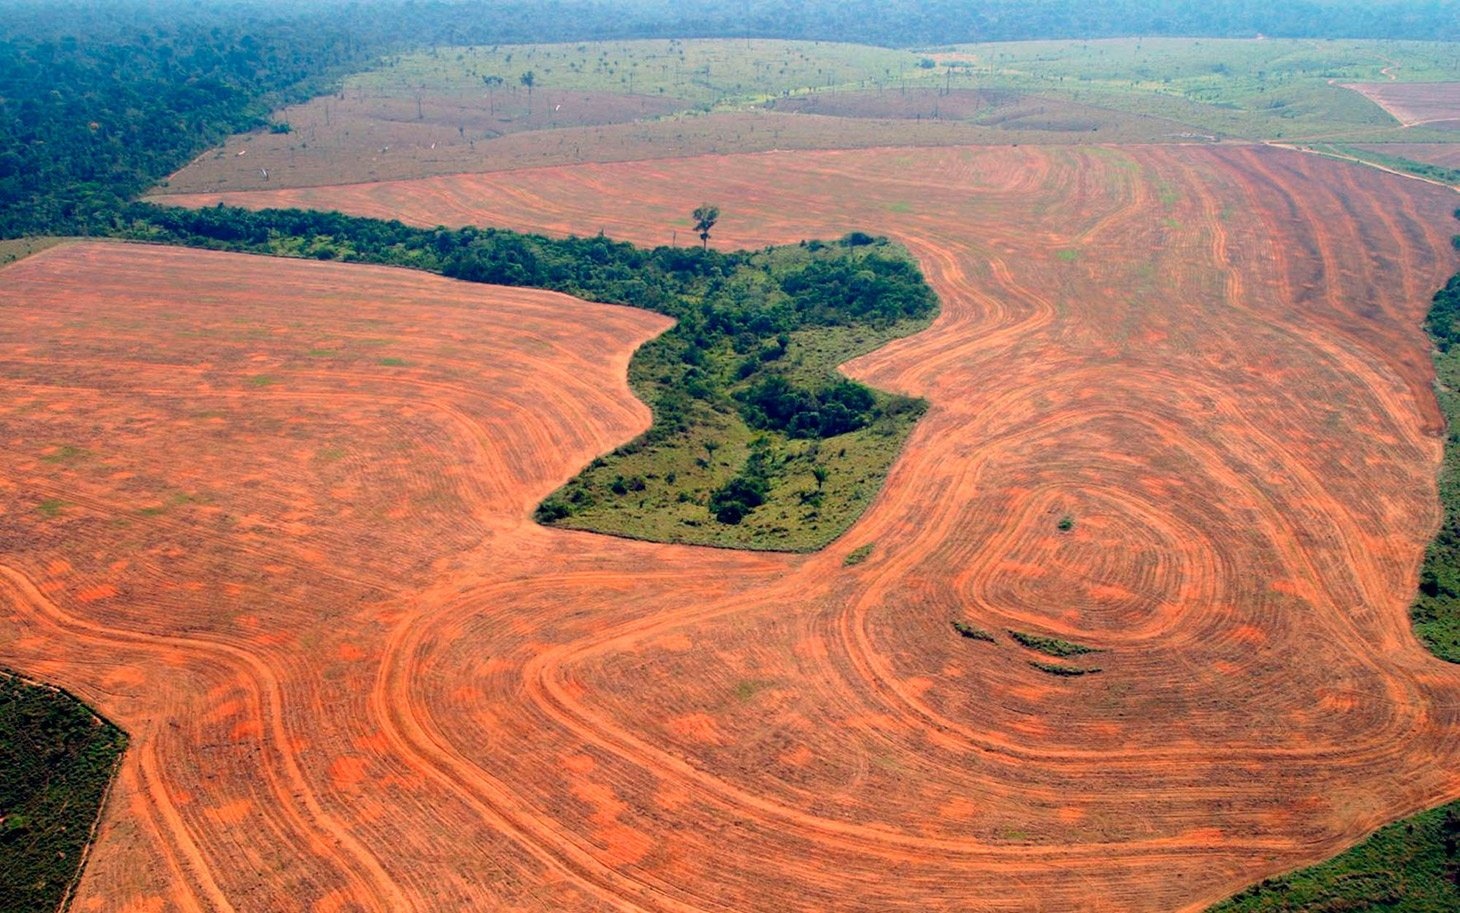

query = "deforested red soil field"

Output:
[[1342, 82, 1460, 129], [160, 87, 691, 194], [10, 142, 1460, 912], [157, 97, 1197, 196]]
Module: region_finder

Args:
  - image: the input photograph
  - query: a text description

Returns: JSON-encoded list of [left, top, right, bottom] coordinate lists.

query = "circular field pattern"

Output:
[[10, 143, 1460, 911]]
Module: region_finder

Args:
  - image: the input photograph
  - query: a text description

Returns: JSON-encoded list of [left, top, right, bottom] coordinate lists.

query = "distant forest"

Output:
[[2, 0, 1459, 236]]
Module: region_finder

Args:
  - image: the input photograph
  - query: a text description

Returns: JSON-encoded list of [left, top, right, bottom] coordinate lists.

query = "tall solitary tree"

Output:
[[693, 204, 719, 250], [482, 74, 504, 114], [520, 70, 536, 114]]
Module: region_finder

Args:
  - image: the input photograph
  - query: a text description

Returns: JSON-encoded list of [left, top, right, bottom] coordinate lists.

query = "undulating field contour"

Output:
[[7, 141, 1460, 912]]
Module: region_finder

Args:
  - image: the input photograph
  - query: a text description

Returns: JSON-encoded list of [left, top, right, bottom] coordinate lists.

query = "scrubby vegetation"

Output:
[[1415, 259, 1460, 662], [114, 202, 937, 549], [1207, 801, 1460, 912], [952, 621, 997, 642], [531, 236, 935, 549], [0, 672, 127, 913], [843, 543, 876, 566], [1008, 630, 1101, 658]]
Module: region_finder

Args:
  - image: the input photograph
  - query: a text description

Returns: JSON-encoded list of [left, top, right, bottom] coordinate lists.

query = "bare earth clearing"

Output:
[[1342, 82, 1460, 129], [8, 143, 1460, 912], [158, 100, 1199, 195]]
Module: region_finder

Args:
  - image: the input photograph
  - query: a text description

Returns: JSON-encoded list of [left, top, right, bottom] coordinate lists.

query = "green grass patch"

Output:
[[1008, 629, 1101, 658], [247, 374, 277, 387], [135, 492, 196, 518], [377, 357, 409, 367], [0, 236, 65, 267], [952, 621, 997, 643], [40, 445, 90, 464], [936, 38, 1460, 142], [1207, 801, 1460, 912], [35, 499, 64, 518], [1028, 660, 1102, 676], [0, 671, 127, 913], [843, 543, 875, 566], [733, 679, 774, 702], [1055, 249, 1079, 262]]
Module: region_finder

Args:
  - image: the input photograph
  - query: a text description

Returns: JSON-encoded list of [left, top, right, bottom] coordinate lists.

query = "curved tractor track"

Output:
[[8, 143, 1460, 912]]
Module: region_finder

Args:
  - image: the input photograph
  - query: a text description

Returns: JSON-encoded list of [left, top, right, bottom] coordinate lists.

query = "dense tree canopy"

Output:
[[0, 673, 126, 913]]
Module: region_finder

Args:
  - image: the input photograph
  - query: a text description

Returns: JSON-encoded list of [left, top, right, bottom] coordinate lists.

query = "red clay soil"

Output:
[[156, 105, 1198, 195], [7, 142, 1460, 913], [1343, 82, 1460, 129], [160, 88, 687, 194]]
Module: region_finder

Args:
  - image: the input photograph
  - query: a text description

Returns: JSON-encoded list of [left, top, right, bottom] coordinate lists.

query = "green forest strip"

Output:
[[115, 203, 937, 549], [0, 671, 127, 913], [1414, 251, 1460, 662], [1205, 801, 1460, 911]]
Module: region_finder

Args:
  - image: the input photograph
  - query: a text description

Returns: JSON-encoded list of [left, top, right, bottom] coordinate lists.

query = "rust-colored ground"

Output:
[[1343, 82, 1460, 129], [157, 105, 1197, 195], [9, 143, 1460, 912], [161, 88, 687, 194]]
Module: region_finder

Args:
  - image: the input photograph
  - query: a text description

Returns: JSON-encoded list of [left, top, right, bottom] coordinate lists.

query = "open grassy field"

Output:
[[10, 139, 1460, 910], [1354, 142, 1460, 169], [0, 236, 65, 267], [356, 39, 924, 107], [159, 37, 1460, 196], [942, 38, 1460, 139]]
